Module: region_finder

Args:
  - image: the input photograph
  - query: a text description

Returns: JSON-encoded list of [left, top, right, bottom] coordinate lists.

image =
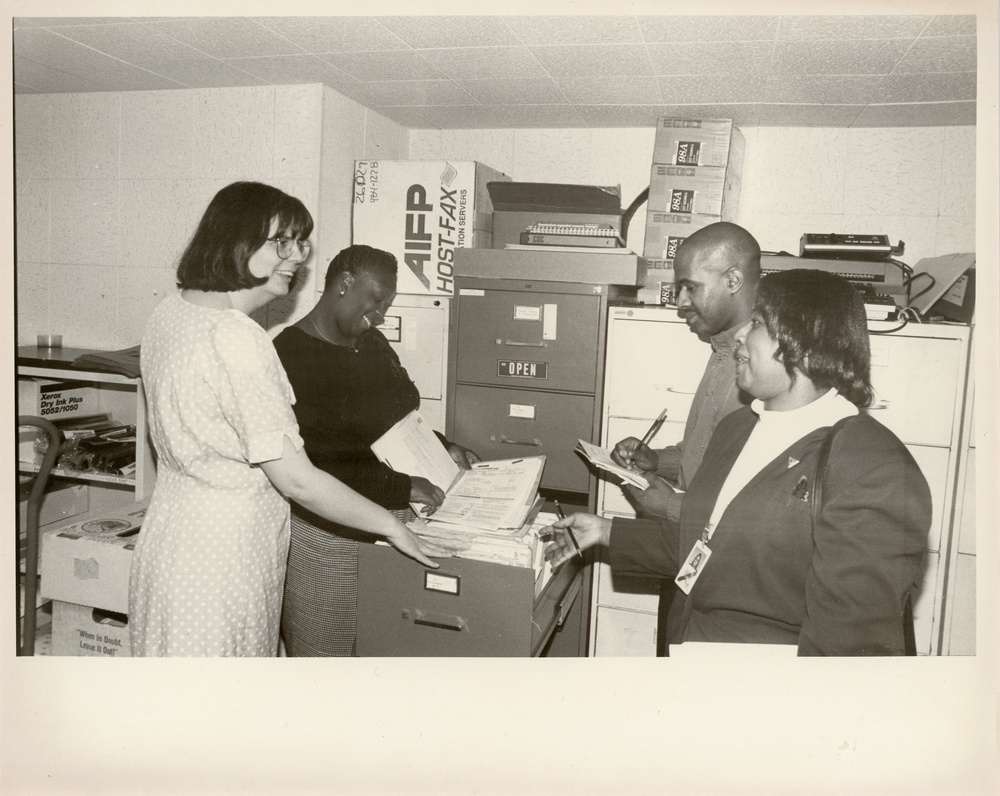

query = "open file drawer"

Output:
[[356, 543, 584, 657]]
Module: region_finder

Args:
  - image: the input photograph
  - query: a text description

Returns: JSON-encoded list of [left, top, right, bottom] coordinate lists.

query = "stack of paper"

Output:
[[371, 410, 546, 532], [575, 439, 649, 489]]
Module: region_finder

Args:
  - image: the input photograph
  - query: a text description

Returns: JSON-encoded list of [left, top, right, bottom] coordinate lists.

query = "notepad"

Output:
[[575, 439, 649, 489]]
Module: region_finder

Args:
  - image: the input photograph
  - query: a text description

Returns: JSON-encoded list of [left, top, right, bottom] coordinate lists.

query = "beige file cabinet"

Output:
[[379, 294, 450, 433], [591, 315, 973, 656], [866, 323, 971, 655], [942, 334, 976, 655], [592, 306, 710, 656]]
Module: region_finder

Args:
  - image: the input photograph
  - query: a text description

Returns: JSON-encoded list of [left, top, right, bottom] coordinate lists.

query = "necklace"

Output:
[[308, 316, 356, 352]]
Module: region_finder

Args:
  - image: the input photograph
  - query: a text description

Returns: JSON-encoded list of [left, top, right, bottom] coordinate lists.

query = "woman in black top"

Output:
[[273, 244, 479, 656]]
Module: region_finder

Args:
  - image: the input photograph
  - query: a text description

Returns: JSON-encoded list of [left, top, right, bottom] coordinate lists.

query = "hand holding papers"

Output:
[[371, 410, 545, 533], [575, 439, 649, 490]]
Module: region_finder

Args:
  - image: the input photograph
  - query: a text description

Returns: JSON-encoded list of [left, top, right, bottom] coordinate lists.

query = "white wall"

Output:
[[408, 125, 976, 267], [15, 84, 976, 351], [14, 83, 410, 349]]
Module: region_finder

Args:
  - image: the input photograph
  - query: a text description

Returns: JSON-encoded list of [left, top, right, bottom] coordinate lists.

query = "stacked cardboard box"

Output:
[[640, 118, 745, 303], [40, 500, 147, 657], [352, 160, 510, 297]]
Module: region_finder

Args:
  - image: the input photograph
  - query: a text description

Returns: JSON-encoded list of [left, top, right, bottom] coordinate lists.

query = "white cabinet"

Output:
[[943, 336, 976, 655], [865, 324, 971, 655], [379, 295, 450, 433], [17, 348, 156, 514], [592, 315, 973, 656], [592, 307, 709, 656]]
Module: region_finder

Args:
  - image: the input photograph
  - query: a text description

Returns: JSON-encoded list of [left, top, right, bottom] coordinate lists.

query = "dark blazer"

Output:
[[608, 408, 931, 656]]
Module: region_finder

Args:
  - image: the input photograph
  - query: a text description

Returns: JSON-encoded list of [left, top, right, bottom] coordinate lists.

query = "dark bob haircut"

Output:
[[176, 181, 314, 292], [324, 244, 398, 291], [755, 269, 874, 407]]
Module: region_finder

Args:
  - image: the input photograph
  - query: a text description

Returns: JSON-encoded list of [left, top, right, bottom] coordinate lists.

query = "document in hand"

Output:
[[370, 410, 546, 532], [575, 439, 649, 489]]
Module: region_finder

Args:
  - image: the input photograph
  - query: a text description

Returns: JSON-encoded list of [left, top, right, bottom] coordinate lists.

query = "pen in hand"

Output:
[[639, 408, 668, 447], [554, 500, 584, 562]]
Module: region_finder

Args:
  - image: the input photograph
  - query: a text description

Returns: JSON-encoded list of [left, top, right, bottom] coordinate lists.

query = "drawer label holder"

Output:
[[497, 360, 548, 379]]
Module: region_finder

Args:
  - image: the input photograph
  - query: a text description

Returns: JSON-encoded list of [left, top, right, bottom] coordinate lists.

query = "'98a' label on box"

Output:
[[497, 360, 548, 379]]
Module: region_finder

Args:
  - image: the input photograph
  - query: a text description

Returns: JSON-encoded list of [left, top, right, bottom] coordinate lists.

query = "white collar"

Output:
[[751, 388, 858, 430]]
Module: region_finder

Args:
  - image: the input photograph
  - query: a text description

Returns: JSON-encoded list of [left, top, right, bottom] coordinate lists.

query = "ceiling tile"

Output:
[[223, 55, 351, 86], [14, 56, 101, 93], [529, 44, 654, 78], [921, 16, 977, 37], [765, 74, 881, 104], [659, 73, 766, 104], [375, 105, 504, 130], [503, 15, 644, 46], [419, 46, 547, 81], [949, 103, 977, 125], [771, 39, 912, 75], [638, 15, 780, 43], [86, 64, 188, 92], [361, 80, 479, 107], [319, 50, 449, 82], [892, 36, 977, 73], [141, 18, 302, 59], [256, 16, 409, 53], [852, 102, 975, 127], [756, 104, 864, 127], [557, 76, 662, 105], [456, 77, 567, 105], [873, 72, 977, 103], [576, 104, 761, 128], [777, 15, 931, 40], [379, 16, 521, 49], [646, 41, 774, 75], [573, 105, 668, 128], [49, 21, 208, 66], [482, 104, 588, 128], [14, 17, 137, 28], [142, 59, 264, 90]]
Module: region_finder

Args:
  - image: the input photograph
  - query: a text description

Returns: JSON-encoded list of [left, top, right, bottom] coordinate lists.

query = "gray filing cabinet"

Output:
[[446, 276, 637, 508]]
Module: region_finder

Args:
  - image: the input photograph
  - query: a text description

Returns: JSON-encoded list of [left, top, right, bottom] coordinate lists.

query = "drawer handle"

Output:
[[498, 435, 541, 447], [867, 400, 890, 410], [410, 609, 467, 632], [666, 387, 696, 395], [500, 339, 545, 348]]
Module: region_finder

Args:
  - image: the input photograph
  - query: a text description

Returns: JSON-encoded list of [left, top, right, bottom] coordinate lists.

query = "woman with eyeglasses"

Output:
[[273, 244, 480, 656], [129, 182, 447, 657], [543, 269, 931, 656]]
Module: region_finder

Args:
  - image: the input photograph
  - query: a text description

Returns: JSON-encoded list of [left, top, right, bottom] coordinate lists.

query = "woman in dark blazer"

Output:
[[544, 269, 931, 656]]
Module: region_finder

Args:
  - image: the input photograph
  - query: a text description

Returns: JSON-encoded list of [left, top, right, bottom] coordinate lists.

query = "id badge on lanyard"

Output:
[[675, 525, 714, 595]]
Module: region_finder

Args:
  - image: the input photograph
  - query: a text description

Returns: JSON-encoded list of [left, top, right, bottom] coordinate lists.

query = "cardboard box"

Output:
[[51, 600, 131, 657], [352, 160, 510, 296], [40, 500, 148, 614], [647, 164, 742, 220], [19, 482, 90, 537], [652, 117, 745, 168], [642, 212, 721, 261], [18, 378, 98, 421], [636, 258, 678, 306], [488, 182, 622, 249]]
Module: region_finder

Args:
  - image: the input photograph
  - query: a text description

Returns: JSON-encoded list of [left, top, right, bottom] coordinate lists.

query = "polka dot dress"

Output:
[[129, 293, 304, 657]]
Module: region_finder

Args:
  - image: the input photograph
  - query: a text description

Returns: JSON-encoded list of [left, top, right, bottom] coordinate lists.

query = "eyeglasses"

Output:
[[267, 237, 312, 262]]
